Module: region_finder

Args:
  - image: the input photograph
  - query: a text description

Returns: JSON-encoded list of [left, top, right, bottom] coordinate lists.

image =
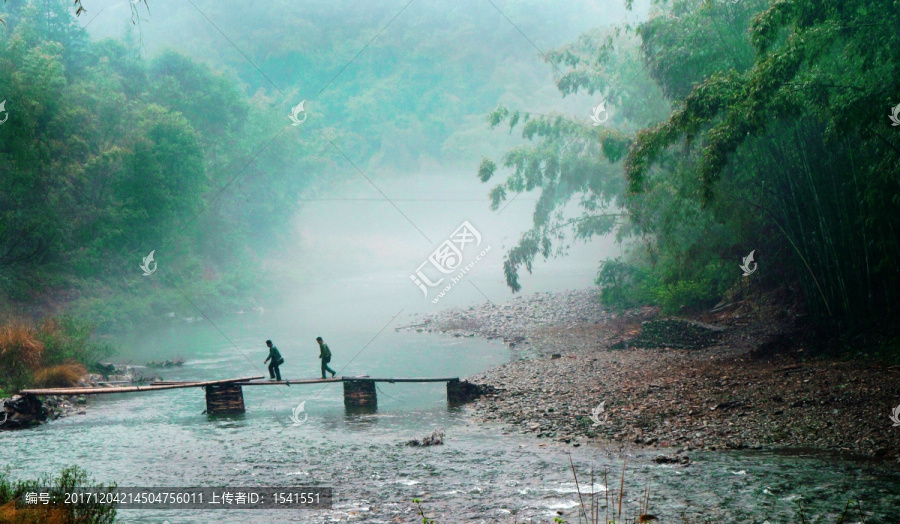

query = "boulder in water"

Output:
[[405, 430, 444, 446]]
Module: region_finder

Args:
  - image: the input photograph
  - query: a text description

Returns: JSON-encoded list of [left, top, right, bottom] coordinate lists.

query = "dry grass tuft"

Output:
[[32, 363, 87, 388], [0, 501, 71, 524], [0, 321, 44, 370], [0, 320, 45, 390]]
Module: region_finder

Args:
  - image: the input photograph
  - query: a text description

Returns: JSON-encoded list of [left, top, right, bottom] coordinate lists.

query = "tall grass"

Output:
[[0, 465, 116, 524], [562, 458, 869, 524], [0, 322, 44, 391], [565, 457, 658, 524], [0, 316, 112, 392]]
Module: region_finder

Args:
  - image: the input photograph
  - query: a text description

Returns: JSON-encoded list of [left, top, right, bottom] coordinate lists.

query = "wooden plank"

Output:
[[340, 377, 459, 383], [19, 376, 264, 396], [233, 377, 459, 385], [234, 378, 344, 385]]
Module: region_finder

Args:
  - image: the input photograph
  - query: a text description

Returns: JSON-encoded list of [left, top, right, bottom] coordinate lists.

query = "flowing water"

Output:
[[5, 313, 900, 523]]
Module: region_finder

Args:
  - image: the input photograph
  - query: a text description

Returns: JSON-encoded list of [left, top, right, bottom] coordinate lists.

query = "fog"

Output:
[[74, 0, 637, 335], [272, 170, 621, 336]]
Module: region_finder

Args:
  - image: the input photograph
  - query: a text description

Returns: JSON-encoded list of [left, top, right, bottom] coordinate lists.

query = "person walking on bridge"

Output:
[[264, 340, 284, 381], [317, 337, 336, 379]]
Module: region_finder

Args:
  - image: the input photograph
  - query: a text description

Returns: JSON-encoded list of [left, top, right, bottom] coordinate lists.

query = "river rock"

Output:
[[0, 395, 48, 429]]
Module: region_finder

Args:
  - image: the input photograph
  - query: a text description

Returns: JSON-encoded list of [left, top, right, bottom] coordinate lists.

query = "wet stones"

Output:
[[447, 380, 500, 404], [405, 430, 445, 447], [0, 394, 47, 429], [610, 319, 725, 350], [653, 454, 690, 465]]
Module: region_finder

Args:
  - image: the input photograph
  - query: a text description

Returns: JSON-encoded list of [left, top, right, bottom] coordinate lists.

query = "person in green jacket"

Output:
[[264, 340, 284, 381], [317, 337, 336, 379]]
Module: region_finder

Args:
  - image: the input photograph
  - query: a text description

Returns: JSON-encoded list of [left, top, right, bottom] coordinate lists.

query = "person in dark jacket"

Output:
[[317, 337, 336, 379], [264, 340, 284, 381]]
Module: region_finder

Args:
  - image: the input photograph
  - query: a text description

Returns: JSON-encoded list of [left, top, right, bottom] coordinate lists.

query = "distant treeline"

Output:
[[0, 0, 617, 332], [0, 1, 323, 331], [479, 0, 900, 347]]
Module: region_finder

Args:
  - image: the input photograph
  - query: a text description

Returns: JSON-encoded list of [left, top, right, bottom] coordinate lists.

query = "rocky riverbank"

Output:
[[0, 364, 157, 429], [405, 289, 900, 462]]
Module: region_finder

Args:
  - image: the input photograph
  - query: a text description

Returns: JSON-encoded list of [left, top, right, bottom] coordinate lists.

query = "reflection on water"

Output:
[[4, 320, 900, 522], [343, 405, 379, 418]]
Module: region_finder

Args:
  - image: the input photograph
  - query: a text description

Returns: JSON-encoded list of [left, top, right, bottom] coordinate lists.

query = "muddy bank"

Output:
[[0, 364, 159, 429], [406, 289, 900, 462]]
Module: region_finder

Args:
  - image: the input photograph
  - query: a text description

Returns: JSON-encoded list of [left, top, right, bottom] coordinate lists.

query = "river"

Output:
[[5, 311, 900, 523]]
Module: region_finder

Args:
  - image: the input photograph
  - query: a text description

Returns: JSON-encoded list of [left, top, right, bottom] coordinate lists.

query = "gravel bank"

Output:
[[405, 289, 900, 462]]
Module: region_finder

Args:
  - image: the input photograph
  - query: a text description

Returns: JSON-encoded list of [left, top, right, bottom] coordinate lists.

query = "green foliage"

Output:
[[596, 258, 652, 310], [0, 315, 111, 390], [598, 256, 730, 314], [624, 0, 900, 334], [650, 261, 731, 314], [482, 0, 900, 339], [477, 23, 669, 292], [34, 316, 114, 368], [0, 3, 315, 330]]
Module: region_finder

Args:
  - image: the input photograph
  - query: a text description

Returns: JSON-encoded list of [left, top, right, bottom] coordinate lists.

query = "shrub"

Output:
[[0, 316, 112, 391], [596, 258, 655, 310], [35, 317, 114, 368], [651, 261, 731, 314], [597, 257, 732, 314], [0, 321, 44, 391], [0, 465, 117, 523], [32, 364, 88, 388]]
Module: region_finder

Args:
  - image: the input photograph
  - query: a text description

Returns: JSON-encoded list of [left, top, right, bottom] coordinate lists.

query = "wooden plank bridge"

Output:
[[19, 376, 475, 415]]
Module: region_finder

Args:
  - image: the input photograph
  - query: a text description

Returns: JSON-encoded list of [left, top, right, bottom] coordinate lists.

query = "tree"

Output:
[[625, 0, 900, 333]]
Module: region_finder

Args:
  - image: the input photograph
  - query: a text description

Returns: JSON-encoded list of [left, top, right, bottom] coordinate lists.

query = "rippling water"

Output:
[[5, 319, 900, 523]]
